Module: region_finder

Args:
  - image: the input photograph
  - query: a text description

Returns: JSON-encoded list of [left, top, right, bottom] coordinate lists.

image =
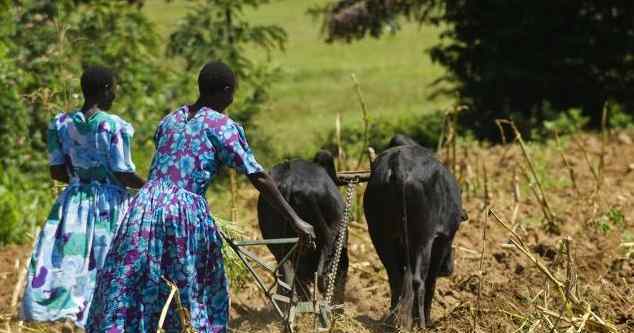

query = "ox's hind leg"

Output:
[[421, 238, 450, 328], [372, 234, 405, 325], [412, 242, 433, 328]]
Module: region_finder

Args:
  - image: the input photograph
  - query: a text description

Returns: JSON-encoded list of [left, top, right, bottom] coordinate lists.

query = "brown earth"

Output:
[[1, 131, 633, 333]]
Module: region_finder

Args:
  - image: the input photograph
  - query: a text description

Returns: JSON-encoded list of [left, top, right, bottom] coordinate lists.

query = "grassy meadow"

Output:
[[142, 0, 452, 158]]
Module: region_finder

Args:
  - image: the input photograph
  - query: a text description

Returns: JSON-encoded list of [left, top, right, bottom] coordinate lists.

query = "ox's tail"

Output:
[[392, 157, 415, 330]]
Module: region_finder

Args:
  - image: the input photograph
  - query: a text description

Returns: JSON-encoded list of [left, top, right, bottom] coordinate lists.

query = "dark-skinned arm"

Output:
[[49, 165, 70, 183], [247, 171, 316, 240], [114, 172, 146, 189]]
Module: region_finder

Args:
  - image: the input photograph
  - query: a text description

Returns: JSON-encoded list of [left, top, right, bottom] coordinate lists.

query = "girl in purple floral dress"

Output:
[[86, 62, 315, 333]]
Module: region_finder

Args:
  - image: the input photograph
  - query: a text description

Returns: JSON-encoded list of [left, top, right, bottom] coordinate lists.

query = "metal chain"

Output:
[[325, 180, 357, 305]]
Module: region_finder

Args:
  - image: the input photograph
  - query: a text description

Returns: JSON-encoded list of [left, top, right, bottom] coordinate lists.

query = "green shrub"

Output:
[[607, 102, 634, 129], [0, 168, 53, 246], [542, 108, 589, 137], [321, 111, 445, 159]]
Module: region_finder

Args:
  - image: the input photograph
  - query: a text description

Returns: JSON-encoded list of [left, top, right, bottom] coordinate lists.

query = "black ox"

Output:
[[257, 151, 348, 304], [364, 134, 466, 329]]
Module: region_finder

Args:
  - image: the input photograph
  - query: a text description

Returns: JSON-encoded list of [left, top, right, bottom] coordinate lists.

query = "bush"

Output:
[[321, 111, 445, 159], [607, 102, 634, 129], [541, 107, 589, 137], [0, 168, 53, 246]]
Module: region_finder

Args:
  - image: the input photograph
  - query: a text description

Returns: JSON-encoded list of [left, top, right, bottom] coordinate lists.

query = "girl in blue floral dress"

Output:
[[86, 61, 316, 333], [21, 67, 145, 328]]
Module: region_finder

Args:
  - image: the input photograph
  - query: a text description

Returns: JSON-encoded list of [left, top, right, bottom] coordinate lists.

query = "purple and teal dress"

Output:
[[21, 110, 136, 327], [86, 106, 264, 333]]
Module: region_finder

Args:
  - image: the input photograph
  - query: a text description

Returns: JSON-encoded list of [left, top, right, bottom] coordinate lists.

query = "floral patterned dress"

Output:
[[21, 110, 135, 328], [86, 106, 263, 333]]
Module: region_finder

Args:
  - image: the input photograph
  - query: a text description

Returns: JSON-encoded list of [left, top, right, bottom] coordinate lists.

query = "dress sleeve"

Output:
[[215, 121, 264, 175], [47, 117, 64, 166], [109, 121, 136, 173]]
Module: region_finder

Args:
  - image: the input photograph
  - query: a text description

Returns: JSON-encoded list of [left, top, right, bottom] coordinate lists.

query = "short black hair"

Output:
[[81, 66, 114, 98], [198, 61, 236, 96]]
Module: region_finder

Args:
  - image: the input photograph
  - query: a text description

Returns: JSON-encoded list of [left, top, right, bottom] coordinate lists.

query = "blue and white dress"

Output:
[[21, 110, 136, 327]]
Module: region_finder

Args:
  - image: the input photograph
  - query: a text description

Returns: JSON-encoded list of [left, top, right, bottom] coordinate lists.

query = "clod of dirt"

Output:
[[609, 258, 634, 281], [514, 264, 525, 275], [615, 312, 633, 325], [617, 132, 633, 145], [493, 251, 510, 266], [532, 243, 558, 260]]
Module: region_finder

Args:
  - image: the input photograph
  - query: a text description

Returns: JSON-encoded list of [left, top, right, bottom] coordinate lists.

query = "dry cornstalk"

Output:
[[229, 169, 238, 223], [11, 259, 27, 315], [158, 277, 195, 333], [489, 209, 567, 300], [335, 112, 345, 170], [510, 204, 520, 229], [536, 306, 618, 333], [494, 119, 517, 166], [572, 135, 600, 186], [450, 112, 458, 176], [473, 207, 488, 332], [489, 209, 619, 333], [498, 120, 557, 229], [512, 168, 521, 203], [520, 166, 558, 233], [554, 132, 578, 193], [351, 74, 370, 171], [598, 103, 609, 191], [157, 278, 179, 333], [576, 304, 592, 333], [367, 147, 376, 164], [483, 162, 490, 207]]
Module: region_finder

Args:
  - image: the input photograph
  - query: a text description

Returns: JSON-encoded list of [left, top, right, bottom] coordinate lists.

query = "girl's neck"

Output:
[[188, 99, 224, 119], [81, 103, 100, 118]]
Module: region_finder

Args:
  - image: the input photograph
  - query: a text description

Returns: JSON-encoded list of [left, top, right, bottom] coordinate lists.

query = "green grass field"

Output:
[[143, 0, 452, 158]]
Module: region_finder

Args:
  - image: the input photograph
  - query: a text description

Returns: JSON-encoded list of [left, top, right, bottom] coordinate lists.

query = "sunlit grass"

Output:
[[142, 0, 452, 158]]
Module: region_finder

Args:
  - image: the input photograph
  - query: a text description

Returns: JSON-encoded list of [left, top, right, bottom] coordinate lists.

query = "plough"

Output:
[[220, 171, 370, 332]]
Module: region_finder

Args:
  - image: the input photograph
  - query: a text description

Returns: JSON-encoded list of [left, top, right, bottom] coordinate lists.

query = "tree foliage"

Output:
[[1, 0, 172, 170], [167, 0, 287, 128], [318, 0, 634, 140]]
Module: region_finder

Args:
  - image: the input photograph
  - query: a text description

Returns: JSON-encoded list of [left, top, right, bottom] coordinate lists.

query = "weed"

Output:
[[595, 208, 626, 234]]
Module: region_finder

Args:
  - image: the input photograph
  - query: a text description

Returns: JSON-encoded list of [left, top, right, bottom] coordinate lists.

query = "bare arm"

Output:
[[114, 172, 146, 189], [247, 171, 316, 240], [49, 165, 69, 183]]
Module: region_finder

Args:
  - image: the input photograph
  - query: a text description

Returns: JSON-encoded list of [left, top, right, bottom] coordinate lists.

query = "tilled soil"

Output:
[[1, 132, 633, 332]]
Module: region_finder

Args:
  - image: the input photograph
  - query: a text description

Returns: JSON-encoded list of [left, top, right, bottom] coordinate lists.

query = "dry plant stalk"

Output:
[[494, 119, 517, 166], [598, 103, 609, 191], [158, 277, 196, 333], [498, 120, 558, 231], [572, 135, 600, 186], [351, 74, 370, 171], [157, 279, 179, 332], [554, 131, 578, 193], [438, 106, 464, 176], [510, 168, 521, 228], [483, 162, 490, 208], [473, 207, 489, 332], [520, 166, 557, 233], [229, 170, 238, 223], [367, 147, 376, 164], [489, 209, 619, 333], [335, 112, 346, 171], [489, 208, 567, 299], [11, 259, 27, 315]]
